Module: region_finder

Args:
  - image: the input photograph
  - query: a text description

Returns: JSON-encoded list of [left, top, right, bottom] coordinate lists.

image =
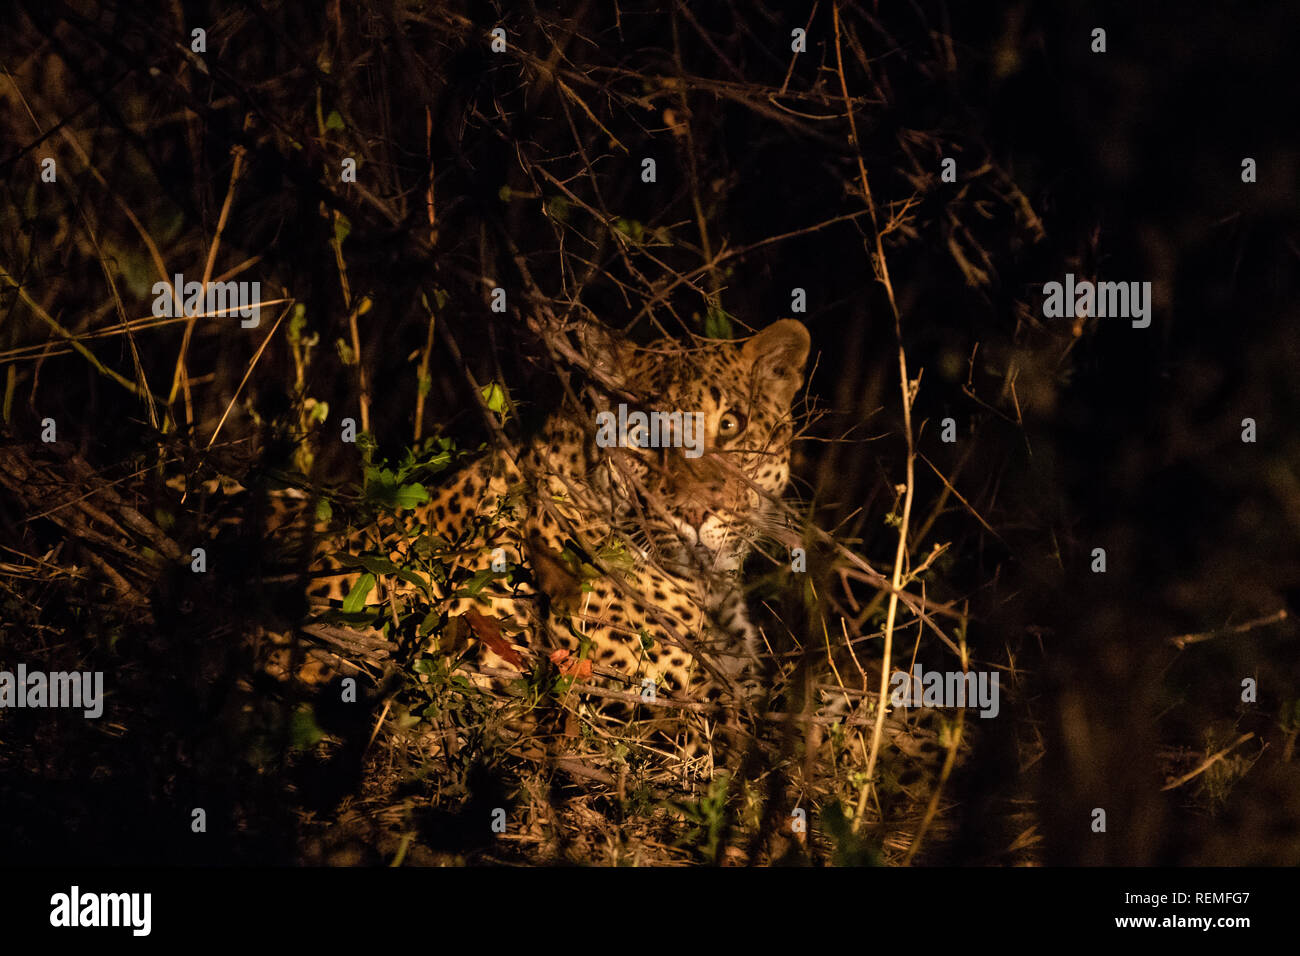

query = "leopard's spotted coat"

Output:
[[304, 320, 810, 711]]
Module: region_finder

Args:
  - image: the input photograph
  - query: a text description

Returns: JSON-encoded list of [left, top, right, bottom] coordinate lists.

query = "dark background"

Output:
[[0, 0, 1297, 865]]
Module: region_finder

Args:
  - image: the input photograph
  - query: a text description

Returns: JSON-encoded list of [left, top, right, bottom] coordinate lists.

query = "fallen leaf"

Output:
[[462, 607, 524, 669], [560, 657, 592, 679]]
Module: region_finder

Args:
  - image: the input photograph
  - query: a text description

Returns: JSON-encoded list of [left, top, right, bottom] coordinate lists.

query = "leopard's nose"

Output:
[[682, 506, 706, 529]]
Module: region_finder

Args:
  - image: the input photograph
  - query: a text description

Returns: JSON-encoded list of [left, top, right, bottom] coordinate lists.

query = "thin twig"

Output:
[[1167, 610, 1288, 650], [832, 2, 919, 834], [1161, 733, 1256, 791], [903, 603, 969, 863]]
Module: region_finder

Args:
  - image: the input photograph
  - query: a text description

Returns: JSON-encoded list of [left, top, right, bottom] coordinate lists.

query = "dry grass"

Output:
[[2, 0, 1297, 867]]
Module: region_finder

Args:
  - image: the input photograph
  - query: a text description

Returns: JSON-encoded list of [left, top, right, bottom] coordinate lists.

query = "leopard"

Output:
[[294, 318, 812, 760], [250, 314, 962, 850]]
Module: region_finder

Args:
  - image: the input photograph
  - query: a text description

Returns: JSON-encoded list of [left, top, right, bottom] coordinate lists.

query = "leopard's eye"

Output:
[[717, 410, 746, 441]]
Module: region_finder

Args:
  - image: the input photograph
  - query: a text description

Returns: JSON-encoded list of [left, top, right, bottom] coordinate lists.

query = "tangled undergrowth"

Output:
[[3, 1, 1297, 867]]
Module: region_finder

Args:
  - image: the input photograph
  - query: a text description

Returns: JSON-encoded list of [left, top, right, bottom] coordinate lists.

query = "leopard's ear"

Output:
[[743, 319, 810, 401], [530, 314, 637, 395], [572, 319, 637, 391]]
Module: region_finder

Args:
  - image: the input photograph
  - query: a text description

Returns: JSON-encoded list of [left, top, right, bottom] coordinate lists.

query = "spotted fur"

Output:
[[305, 319, 810, 714]]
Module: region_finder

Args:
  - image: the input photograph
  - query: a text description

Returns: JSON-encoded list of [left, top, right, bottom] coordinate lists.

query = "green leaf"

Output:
[[703, 303, 733, 339], [359, 555, 399, 574], [342, 572, 376, 613], [314, 498, 333, 523], [459, 568, 502, 597], [546, 196, 570, 221], [397, 568, 432, 597], [290, 706, 325, 749], [614, 217, 644, 242], [288, 303, 309, 342], [481, 382, 508, 415], [596, 540, 635, 572], [336, 338, 355, 365], [318, 608, 383, 628], [324, 109, 345, 131], [393, 482, 429, 510], [821, 800, 883, 867], [333, 213, 352, 244]]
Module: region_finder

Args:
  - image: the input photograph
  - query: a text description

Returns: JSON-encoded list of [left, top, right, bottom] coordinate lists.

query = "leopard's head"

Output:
[[582, 319, 811, 573]]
